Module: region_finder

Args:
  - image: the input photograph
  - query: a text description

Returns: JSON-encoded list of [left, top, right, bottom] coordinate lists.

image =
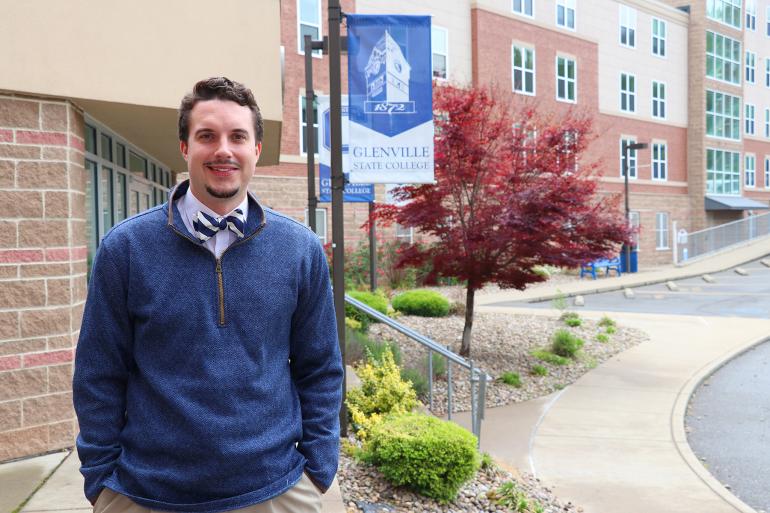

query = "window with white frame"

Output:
[[652, 18, 666, 57], [619, 5, 637, 48], [765, 157, 770, 187], [297, 0, 322, 55], [746, 103, 756, 135], [556, 0, 576, 29], [629, 211, 641, 248], [652, 142, 667, 180], [707, 148, 741, 194], [556, 56, 576, 102], [655, 212, 669, 249], [706, 0, 741, 28], [706, 31, 741, 85], [620, 137, 638, 178], [395, 224, 414, 244], [745, 154, 756, 187], [767, 6, 770, 35], [746, 0, 757, 30], [512, 0, 533, 17], [304, 208, 327, 244], [652, 81, 666, 119], [765, 108, 770, 137], [512, 45, 535, 94], [299, 95, 319, 155], [706, 90, 741, 140], [766, 58, 770, 87], [746, 51, 756, 83], [620, 73, 636, 112], [432, 26, 449, 80]]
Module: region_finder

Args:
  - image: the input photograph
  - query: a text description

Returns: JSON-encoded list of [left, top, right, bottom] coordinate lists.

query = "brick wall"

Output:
[[0, 93, 86, 461]]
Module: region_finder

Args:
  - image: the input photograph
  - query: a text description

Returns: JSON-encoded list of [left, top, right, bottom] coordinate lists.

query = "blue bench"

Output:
[[580, 257, 622, 279]]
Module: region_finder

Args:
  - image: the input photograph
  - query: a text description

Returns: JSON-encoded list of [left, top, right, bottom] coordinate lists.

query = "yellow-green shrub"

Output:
[[346, 348, 416, 440], [365, 413, 480, 502]]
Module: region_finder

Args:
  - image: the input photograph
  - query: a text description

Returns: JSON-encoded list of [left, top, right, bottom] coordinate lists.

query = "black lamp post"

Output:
[[622, 141, 648, 273]]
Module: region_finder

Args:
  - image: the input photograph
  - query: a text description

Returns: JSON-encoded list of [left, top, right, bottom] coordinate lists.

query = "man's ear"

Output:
[[255, 142, 262, 164], [180, 140, 188, 161]]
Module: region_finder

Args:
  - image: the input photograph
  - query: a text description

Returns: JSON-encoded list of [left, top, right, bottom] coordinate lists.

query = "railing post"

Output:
[[446, 345, 452, 421], [476, 372, 487, 446], [672, 220, 678, 265], [469, 360, 477, 438], [428, 348, 433, 411]]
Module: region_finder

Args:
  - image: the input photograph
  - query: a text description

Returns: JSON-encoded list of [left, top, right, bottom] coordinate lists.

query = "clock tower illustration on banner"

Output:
[[364, 30, 415, 114]]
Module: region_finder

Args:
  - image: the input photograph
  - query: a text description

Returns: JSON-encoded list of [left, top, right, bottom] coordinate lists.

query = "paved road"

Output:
[[488, 258, 770, 512], [488, 259, 770, 318], [687, 340, 770, 513]]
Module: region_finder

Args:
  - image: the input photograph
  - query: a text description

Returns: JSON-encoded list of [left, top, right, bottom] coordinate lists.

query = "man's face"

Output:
[[180, 99, 261, 214]]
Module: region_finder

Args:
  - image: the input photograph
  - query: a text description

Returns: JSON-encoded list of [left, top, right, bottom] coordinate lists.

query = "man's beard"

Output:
[[206, 184, 240, 199]]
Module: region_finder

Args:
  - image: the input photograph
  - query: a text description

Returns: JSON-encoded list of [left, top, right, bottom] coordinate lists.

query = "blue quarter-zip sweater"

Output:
[[73, 181, 343, 513]]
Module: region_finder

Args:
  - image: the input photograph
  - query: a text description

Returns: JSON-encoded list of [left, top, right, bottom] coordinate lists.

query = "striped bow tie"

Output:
[[192, 209, 246, 242]]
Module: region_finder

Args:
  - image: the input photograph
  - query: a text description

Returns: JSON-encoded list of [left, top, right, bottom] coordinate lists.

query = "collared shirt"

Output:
[[175, 190, 248, 258]]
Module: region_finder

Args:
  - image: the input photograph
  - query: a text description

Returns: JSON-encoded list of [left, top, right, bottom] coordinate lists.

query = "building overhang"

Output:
[[705, 195, 770, 211]]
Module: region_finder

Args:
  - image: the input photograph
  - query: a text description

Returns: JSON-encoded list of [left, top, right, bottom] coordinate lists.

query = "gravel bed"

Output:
[[367, 311, 648, 414], [338, 444, 583, 513]]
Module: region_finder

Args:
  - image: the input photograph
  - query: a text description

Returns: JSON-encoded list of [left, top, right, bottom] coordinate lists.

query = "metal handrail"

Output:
[[673, 211, 770, 264], [344, 294, 492, 444]]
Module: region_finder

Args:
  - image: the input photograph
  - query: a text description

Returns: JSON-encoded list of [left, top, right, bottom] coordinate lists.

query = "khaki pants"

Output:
[[93, 474, 322, 513]]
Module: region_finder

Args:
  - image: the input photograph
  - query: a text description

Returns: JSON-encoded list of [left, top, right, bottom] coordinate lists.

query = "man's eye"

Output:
[[232, 133, 247, 141], [198, 133, 214, 141]]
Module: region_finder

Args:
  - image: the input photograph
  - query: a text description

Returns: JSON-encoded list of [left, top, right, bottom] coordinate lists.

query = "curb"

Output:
[[670, 334, 770, 513]]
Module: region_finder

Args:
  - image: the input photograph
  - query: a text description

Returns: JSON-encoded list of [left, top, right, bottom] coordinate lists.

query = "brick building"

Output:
[[2, 0, 770, 462]]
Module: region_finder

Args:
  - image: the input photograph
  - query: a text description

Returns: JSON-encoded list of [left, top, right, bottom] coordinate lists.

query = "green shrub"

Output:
[[427, 351, 447, 378], [499, 371, 522, 388], [480, 452, 495, 470], [531, 364, 548, 376], [560, 311, 580, 321], [346, 348, 416, 440], [598, 315, 616, 328], [531, 349, 570, 366], [605, 325, 617, 335], [564, 317, 582, 327], [531, 265, 551, 279], [400, 367, 428, 397], [365, 413, 480, 502], [392, 290, 451, 317], [551, 290, 567, 311], [345, 328, 401, 366], [345, 290, 389, 330], [551, 329, 584, 358], [596, 333, 610, 343], [488, 481, 545, 512]]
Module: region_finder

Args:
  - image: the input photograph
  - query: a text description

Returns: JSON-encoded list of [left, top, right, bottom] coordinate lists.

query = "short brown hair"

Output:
[[178, 77, 264, 143]]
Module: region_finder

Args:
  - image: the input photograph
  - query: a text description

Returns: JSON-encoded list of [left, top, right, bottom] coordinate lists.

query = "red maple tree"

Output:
[[374, 84, 631, 357]]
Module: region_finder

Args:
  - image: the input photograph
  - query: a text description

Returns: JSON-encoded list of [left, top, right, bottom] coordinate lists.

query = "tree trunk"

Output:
[[460, 286, 475, 357]]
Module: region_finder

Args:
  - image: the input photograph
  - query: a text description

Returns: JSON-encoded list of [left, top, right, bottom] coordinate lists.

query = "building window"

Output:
[[745, 154, 756, 187], [746, 103, 756, 135], [512, 0, 533, 17], [395, 224, 414, 244], [706, 31, 741, 85], [556, 56, 576, 102], [706, 0, 741, 29], [765, 157, 770, 188], [298, 0, 322, 55], [620, 137, 638, 178], [766, 58, 770, 87], [304, 208, 327, 244], [765, 108, 770, 137], [620, 73, 635, 112], [655, 212, 669, 250], [619, 5, 637, 48], [766, 6, 770, 35], [746, 51, 756, 83], [706, 90, 741, 140], [707, 148, 741, 195], [652, 18, 666, 57], [629, 211, 641, 248], [652, 81, 666, 119], [746, 0, 757, 30], [512, 45, 535, 95], [300, 95, 319, 156], [556, 0, 576, 29], [431, 26, 449, 80], [652, 142, 667, 181]]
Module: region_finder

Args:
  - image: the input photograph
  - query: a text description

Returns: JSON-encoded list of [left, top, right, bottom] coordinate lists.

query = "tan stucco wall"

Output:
[[0, 0, 283, 168]]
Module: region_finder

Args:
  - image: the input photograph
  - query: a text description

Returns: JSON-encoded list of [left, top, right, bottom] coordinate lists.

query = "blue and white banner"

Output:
[[317, 95, 374, 203], [347, 15, 434, 184]]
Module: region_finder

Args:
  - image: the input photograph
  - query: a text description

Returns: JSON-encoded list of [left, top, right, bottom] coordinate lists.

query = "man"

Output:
[[73, 77, 343, 513]]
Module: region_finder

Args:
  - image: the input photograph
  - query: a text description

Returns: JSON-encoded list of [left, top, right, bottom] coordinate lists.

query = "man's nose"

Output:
[[214, 137, 233, 158]]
